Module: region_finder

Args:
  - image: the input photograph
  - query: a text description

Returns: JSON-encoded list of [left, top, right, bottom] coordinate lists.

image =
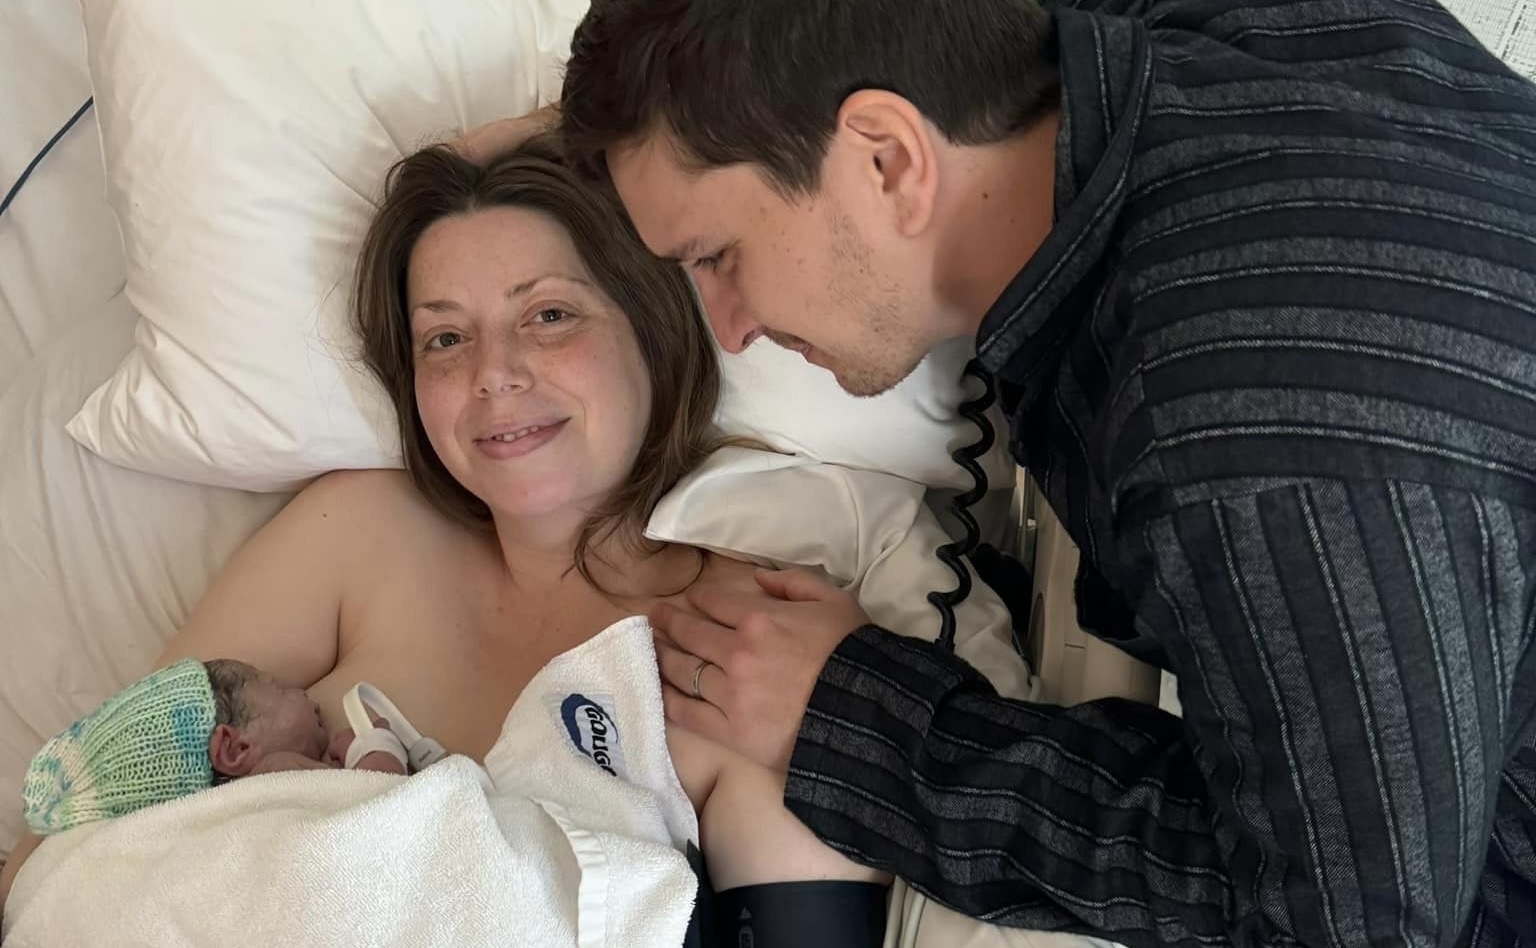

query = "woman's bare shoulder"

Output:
[[294, 468, 436, 519], [291, 469, 468, 548], [156, 469, 473, 681]]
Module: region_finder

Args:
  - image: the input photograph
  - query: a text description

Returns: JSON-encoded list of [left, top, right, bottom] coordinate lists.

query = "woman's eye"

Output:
[[533, 308, 570, 325], [693, 251, 724, 273], [425, 331, 464, 351]]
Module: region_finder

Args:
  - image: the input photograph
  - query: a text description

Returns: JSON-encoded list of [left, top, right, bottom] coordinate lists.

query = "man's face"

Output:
[[607, 135, 938, 397]]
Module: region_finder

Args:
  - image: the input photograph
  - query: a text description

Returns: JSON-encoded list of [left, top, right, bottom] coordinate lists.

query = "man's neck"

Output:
[[932, 109, 1060, 335]]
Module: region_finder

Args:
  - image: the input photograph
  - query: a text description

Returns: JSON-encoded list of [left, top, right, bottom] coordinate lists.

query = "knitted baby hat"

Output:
[[22, 659, 217, 835]]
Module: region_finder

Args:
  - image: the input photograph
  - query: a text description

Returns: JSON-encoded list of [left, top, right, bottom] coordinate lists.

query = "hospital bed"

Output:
[[2, 0, 1531, 944]]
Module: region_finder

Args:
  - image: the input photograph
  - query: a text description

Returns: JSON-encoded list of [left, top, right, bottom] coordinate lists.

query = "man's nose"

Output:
[[694, 274, 761, 354]]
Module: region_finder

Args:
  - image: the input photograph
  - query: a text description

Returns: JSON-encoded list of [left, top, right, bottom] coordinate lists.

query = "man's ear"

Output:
[[835, 89, 939, 238], [208, 724, 257, 778]]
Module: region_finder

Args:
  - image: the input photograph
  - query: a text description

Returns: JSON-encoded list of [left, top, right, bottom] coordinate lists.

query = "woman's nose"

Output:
[[472, 334, 534, 396]]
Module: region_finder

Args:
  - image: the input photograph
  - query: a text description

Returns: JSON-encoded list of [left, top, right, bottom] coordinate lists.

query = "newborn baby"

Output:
[[203, 659, 408, 779], [22, 659, 403, 836], [13, 654, 891, 946]]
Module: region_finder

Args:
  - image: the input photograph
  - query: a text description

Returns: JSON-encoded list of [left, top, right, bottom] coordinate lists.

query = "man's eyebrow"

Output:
[[660, 238, 707, 264]]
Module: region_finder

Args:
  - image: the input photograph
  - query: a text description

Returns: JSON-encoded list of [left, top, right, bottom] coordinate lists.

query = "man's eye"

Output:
[[425, 331, 464, 350]]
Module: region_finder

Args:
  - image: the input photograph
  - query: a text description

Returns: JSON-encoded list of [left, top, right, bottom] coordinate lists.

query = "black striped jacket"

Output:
[[783, 0, 1536, 944]]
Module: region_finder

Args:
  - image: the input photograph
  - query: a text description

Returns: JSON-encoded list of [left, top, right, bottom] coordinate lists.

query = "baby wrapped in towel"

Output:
[[20, 659, 411, 837], [7, 622, 891, 948]]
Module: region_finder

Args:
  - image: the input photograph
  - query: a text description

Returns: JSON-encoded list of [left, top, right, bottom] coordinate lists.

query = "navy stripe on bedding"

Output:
[[0, 98, 94, 221]]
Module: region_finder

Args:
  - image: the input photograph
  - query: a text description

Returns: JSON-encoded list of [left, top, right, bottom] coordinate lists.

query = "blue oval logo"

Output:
[[560, 693, 625, 778]]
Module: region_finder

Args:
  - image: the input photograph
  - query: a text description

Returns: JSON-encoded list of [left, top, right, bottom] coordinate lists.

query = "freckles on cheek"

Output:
[[413, 366, 462, 434], [413, 360, 460, 395]]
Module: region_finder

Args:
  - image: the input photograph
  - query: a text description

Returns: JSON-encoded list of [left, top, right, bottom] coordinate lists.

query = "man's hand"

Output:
[[450, 105, 560, 164], [650, 568, 871, 772]]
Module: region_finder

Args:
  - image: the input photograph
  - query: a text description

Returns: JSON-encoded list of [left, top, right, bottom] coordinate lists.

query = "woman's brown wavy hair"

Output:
[[353, 136, 722, 587]]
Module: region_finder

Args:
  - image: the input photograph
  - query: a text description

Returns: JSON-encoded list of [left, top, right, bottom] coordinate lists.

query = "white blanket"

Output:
[[3, 617, 700, 948]]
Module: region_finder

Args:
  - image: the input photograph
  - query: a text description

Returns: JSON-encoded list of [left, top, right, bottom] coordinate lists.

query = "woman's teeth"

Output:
[[490, 425, 544, 443]]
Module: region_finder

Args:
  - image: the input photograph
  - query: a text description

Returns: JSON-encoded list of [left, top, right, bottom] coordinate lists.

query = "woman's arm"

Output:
[[667, 724, 885, 893], [5, 472, 402, 915], [153, 470, 382, 687]]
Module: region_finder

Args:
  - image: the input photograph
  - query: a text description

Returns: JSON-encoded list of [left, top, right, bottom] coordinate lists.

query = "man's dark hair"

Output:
[[559, 0, 1060, 196]]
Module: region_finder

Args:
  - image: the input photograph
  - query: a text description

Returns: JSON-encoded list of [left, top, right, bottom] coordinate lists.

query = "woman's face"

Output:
[[406, 206, 653, 522]]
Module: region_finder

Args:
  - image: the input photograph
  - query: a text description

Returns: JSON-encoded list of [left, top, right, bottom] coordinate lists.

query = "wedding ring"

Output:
[[690, 659, 713, 700]]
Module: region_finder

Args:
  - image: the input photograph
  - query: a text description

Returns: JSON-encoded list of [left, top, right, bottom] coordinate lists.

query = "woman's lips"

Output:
[[474, 419, 568, 459]]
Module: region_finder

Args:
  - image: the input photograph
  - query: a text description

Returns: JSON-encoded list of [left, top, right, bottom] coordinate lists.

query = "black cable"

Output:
[[928, 358, 997, 652], [1, 99, 94, 221]]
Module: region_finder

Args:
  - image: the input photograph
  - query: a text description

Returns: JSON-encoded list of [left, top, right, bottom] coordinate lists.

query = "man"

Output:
[[556, 0, 1536, 944]]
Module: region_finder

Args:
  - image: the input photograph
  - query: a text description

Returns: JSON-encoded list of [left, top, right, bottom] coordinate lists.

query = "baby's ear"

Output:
[[208, 724, 257, 778]]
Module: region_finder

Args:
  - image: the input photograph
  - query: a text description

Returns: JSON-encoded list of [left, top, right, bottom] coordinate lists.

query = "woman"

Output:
[[1, 139, 888, 945]]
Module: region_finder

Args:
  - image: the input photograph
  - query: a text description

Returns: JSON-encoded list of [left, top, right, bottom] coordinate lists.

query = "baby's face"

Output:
[[239, 675, 330, 762]]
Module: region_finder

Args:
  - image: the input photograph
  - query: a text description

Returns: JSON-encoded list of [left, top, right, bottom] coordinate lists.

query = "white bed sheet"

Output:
[[0, 2, 289, 857], [0, 293, 289, 857], [1, 0, 124, 384]]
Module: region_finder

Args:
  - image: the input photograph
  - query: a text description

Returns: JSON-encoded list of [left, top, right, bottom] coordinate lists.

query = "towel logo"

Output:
[[560, 693, 627, 779]]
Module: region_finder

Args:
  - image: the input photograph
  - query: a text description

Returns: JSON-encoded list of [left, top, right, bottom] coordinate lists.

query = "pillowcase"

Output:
[[67, 0, 1011, 492], [645, 447, 1037, 702]]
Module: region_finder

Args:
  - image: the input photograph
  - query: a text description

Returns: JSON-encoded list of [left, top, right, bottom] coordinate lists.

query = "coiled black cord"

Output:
[[929, 358, 998, 653]]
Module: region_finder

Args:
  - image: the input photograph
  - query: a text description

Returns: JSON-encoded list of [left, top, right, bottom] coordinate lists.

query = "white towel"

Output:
[[3, 616, 699, 948], [484, 616, 701, 947]]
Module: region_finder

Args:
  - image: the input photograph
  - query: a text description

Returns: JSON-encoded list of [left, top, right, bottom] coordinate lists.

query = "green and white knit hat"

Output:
[[22, 659, 217, 835]]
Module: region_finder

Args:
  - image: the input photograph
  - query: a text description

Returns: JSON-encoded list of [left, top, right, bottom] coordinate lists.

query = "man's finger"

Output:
[[452, 105, 559, 164], [754, 566, 838, 603], [654, 633, 721, 700], [684, 581, 769, 630], [661, 682, 730, 740], [651, 603, 732, 661]]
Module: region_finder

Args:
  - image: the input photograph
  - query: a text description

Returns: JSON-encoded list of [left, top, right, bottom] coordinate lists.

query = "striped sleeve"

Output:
[[783, 479, 1536, 946]]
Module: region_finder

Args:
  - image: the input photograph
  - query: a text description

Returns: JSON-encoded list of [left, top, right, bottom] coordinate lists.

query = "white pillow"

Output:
[[67, 0, 1011, 492], [646, 447, 1037, 702]]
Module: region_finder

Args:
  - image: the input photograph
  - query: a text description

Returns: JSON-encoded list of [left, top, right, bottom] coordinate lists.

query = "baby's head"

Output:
[[22, 658, 329, 835], [204, 659, 329, 780]]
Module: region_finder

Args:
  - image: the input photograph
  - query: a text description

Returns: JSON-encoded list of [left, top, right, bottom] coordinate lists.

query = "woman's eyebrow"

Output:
[[409, 275, 596, 316], [504, 274, 595, 299]]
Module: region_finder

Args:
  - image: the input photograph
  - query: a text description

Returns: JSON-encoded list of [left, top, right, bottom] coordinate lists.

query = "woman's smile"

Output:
[[473, 419, 568, 459]]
